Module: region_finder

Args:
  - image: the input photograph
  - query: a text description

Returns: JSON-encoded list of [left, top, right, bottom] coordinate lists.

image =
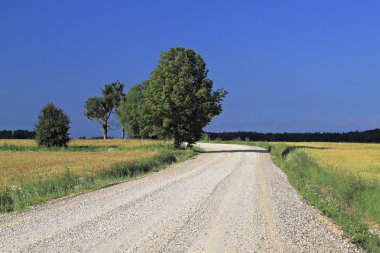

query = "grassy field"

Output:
[[0, 139, 196, 213], [205, 140, 380, 252]]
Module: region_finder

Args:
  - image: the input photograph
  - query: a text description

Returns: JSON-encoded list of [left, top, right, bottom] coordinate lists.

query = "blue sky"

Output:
[[1, 1, 379, 137]]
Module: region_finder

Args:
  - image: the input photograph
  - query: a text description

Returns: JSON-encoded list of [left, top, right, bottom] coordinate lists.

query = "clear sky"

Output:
[[1, 1, 379, 137]]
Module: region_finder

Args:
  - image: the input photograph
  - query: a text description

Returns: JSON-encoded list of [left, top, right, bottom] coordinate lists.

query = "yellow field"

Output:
[[284, 142, 380, 182], [0, 139, 161, 190]]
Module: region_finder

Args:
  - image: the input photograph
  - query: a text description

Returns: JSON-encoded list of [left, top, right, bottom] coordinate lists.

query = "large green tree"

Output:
[[35, 102, 70, 147], [142, 47, 227, 148], [119, 81, 147, 138], [84, 81, 124, 139]]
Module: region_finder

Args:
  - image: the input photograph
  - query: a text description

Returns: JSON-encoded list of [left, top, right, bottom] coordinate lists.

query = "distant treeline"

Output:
[[206, 129, 380, 143], [0, 130, 36, 139]]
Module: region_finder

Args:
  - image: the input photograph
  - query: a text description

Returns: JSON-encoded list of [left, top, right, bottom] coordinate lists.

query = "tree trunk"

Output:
[[121, 128, 125, 139], [102, 123, 108, 140]]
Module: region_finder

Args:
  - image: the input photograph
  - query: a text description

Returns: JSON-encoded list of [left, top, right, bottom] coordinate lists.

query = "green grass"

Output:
[[203, 140, 380, 252], [0, 144, 197, 213]]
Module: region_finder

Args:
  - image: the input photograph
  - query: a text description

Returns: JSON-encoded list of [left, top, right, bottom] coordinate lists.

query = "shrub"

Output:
[[35, 102, 70, 147]]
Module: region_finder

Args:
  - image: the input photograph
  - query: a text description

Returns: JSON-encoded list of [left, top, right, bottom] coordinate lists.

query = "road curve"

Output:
[[0, 143, 362, 252]]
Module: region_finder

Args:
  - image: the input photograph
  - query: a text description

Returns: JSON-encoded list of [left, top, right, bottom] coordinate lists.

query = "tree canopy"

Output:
[[119, 82, 147, 138], [140, 47, 227, 148], [84, 81, 124, 139], [84, 48, 226, 146], [35, 102, 70, 147]]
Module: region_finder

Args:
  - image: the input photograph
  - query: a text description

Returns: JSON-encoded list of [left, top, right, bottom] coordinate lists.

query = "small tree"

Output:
[[84, 96, 113, 139], [35, 102, 70, 147], [142, 47, 227, 148], [84, 81, 124, 139]]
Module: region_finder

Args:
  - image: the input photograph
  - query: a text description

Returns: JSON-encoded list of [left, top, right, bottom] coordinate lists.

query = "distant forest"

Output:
[[0, 130, 36, 139], [2, 129, 380, 143], [206, 129, 380, 143]]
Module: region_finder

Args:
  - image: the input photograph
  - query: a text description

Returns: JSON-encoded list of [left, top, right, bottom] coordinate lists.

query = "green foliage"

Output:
[[84, 96, 113, 139], [103, 81, 125, 110], [0, 129, 35, 139], [84, 81, 124, 139], [35, 103, 70, 147], [119, 82, 148, 138], [83, 48, 227, 145], [142, 47, 227, 148], [206, 129, 380, 143], [106, 81, 125, 138]]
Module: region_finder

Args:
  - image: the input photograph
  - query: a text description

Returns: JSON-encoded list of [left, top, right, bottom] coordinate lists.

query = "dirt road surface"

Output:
[[0, 143, 362, 252]]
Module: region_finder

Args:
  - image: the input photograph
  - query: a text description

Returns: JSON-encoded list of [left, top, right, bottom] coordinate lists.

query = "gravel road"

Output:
[[0, 143, 363, 252]]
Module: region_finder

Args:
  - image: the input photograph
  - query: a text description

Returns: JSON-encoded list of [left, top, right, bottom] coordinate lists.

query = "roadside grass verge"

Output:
[[203, 140, 380, 252], [0, 143, 197, 213]]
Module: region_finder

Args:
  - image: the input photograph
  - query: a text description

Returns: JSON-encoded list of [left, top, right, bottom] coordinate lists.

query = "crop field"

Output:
[[0, 139, 194, 212], [281, 142, 380, 183], [0, 139, 161, 190], [0, 150, 156, 189]]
